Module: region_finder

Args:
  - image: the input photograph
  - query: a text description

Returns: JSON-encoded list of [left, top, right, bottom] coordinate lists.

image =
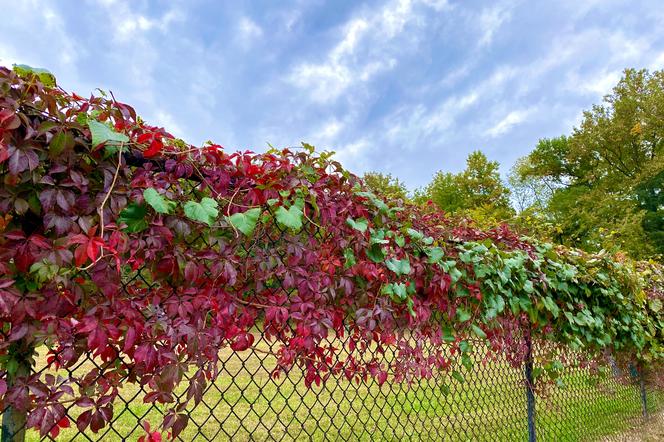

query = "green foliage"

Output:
[[635, 167, 664, 255], [88, 120, 129, 151], [227, 207, 262, 236], [275, 202, 304, 230], [385, 258, 411, 276], [12, 64, 56, 87], [184, 197, 219, 226], [362, 172, 409, 201], [422, 151, 514, 225], [346, 217, 369, 233], [512, 69, 664, 260], [143, 188, 176, 214], [118, 203, 149, 232]]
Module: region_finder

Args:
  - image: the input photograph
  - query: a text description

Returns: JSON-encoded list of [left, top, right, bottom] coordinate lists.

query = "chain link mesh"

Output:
[[1, 328, 661, 441]]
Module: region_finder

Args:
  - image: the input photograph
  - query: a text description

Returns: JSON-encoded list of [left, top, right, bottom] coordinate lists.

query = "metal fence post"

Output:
[[628, 363, 648, 420], [638, 370, 648, 419], [524, 332, 536, 442]]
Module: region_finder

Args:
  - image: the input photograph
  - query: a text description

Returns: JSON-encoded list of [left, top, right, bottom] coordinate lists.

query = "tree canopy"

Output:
[[362, 172, 409, 201], [419, 151, 514, 225], [512, 68, 664, 259]]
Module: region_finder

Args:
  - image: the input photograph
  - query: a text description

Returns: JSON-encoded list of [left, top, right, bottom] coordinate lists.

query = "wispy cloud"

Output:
[[288, 0, 447, 103], [236, 17, 264, 47], [485, 108, 535, 138], [477, 3, 512, 47]]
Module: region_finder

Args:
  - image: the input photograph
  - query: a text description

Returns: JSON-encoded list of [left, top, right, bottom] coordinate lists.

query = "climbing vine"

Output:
[[0, 65, 662, 439]]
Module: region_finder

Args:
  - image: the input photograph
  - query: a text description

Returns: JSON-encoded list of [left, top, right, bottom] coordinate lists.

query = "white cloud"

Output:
[[649, 52, 664, 71], [0, 2, 80, 81], [334, 138, 373, 172], [485, 108, 534, 138], [150, 110, 187, 140], [288, 0, 445, 103], [237, 17, 264, 46], [569, 69, 622, 96], [477, 3, 512, 47], [111, 7, 182, 43], [382, 65, 517, 148], [421, 0, 451, 12]]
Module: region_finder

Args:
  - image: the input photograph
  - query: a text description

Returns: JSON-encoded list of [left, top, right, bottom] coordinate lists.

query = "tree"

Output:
[[636, 166, 664, 255], [362, 172, 408, 201], [512, 68, 664, 259], [423, 151, 514, 224]]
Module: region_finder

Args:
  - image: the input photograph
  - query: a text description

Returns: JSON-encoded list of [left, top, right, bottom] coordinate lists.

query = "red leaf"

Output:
[[74, 244, 88, 266], [90, 410, 105, 433], [230, 332, 254, 352], [171, 414, 189, 439], [144, 139, 163, 158], [49, 425, 60, 438], [123, 326, 137, 353], [76, 410, 92, 432]]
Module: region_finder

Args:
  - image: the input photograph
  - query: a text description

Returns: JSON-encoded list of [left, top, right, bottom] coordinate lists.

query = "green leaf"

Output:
[[542, 296, 560, 318], [406, 228, 424, 241], [450, 267, 463, 283], [523, 280, 534, 294], [343, 248, 357, 268], [346, 217, 368, 233], [495, 295, 506, 313], [426, 247, 445, 264], [30, 260, 59, 284], [6, 358, 18, 377], [184, 197, 219, 226], [366, 244, 385, 263], [49, 131, 74, 157], [275, 205, 303, 230], [13, 64, 56, 87], [459, 340, 471, 353], [118, 203, 149, 232], [407, 297, 415, 317], [385, 258, 411, 276], [457, 307, 471, 322], [564, 311, 575, 324], [143, 188, 176, 214], [395, 235, 405, 247], [227, 207, 262, 236], [88, 120, 129, 150], [451, 370, 465, 383], [387, 282, 408, 301], [442, 326, 455, 342], [650, 298, 662, 313], [440, 383, 451, 396], [471, 324, 487, 339]]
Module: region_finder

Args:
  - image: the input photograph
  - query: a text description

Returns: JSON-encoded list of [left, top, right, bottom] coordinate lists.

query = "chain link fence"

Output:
[[1, 174, 662, 442], [1, 328, 662, 441]]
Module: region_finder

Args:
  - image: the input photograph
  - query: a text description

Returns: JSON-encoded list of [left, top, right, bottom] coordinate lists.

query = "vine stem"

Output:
[[78, 144, 123, 271]]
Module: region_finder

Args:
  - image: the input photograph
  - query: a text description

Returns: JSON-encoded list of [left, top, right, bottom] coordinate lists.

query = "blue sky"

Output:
[[1, 0, 663, 189]]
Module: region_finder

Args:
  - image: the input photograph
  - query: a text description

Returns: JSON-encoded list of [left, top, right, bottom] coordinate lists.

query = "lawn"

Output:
[[20, 336, 662, 441]]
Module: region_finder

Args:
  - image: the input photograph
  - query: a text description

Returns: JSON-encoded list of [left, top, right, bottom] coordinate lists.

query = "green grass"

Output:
[[20, 338, 662, 441]]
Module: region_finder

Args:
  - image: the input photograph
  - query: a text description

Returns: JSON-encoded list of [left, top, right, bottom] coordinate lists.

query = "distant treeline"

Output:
[[364, 68, 664, 261]]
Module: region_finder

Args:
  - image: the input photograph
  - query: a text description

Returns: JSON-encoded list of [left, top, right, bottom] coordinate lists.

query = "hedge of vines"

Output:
[[0, 65, 662, 439]]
